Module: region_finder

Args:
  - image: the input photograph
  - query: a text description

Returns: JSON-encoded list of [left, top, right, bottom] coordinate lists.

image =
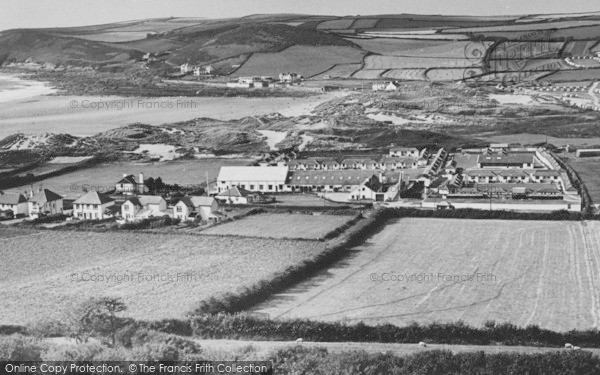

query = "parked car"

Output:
[[0, 210, 14, 220]]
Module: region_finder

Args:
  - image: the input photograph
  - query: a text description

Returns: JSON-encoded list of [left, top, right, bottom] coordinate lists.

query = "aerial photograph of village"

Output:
[[2, 0, 600, 373]]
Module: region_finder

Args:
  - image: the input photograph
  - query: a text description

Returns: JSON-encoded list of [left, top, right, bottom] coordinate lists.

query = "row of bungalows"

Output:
[[423, 148, 447, 176], [476, 153, 535, 169], [0, 188, 64, 219], [464, 169, 562, 184], [446, 183, 564, 200], [389, 147, 424, 158], [287, 155, 425, 171], [286, 169, 404, 195]]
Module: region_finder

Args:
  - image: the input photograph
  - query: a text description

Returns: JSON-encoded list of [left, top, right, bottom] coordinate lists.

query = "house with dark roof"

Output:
[[0, 193, 28, 217], [216, 186, 256, 204], [28, 189, 63, 218], [73, 192, 115, 220], [115, 173, 148, 195], [174, 196, 222, 222], [349, 174, 402, 202], [121, 195, 168, 222]]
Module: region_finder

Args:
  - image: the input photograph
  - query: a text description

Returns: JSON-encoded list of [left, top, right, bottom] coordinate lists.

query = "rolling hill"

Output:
[[0, 13, 599, 83]]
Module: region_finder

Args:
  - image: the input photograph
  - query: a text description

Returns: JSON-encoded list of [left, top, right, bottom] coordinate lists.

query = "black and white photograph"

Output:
[[1, 0, 600, 373]]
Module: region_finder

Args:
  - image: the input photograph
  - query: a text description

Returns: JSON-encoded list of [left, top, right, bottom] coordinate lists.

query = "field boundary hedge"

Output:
[[191, 208, 389, 314], [188, 314, 600, 348]]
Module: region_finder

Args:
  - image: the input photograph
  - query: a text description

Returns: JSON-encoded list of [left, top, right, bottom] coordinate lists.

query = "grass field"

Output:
[[448, 20, 600, 33], [233, 45, 365, 77], [0, 228, 327, 325], [347, 38, 449, 56], [254, 218, 600, 332], [563, 155, 600, 206], [544, 69, 600, 82], [310, 63, 362, 79], [382, 69, 427, 80], [364, 55, 475, 70], [201, 213, 357, 240], [71, 32, 149, 42]]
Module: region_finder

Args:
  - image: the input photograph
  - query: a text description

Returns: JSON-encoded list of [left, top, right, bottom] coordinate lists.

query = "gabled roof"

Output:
[[117, 175, 137, 185], [178, 196, 216, 208], [73, 191, 114, 205], [534, 170, 561, 177], [466, 170, 497, 177], [390, 147, 419, 153], [341, 158, 364, 165], [0, 193, 27, 205], [217, 186, 254, 198], [29, 189, 63, 204], [477, 154, 534, 165], [497, 169, 529, 177], [288, 170, 401, 186], [124, 197, 141, 207], [364, 175, 383, 192], [217, 166, 288, 182], [138, 195, 165, 206]]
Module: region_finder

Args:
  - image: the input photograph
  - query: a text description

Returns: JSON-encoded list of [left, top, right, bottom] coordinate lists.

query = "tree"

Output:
[[73, 297, 128, 347]]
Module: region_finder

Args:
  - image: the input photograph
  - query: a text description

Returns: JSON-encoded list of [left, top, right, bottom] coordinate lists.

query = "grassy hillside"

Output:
[[0, 29, 141, 66]]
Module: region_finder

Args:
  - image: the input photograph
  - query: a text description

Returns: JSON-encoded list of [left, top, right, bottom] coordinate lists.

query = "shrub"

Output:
[[270, 346, 600, 374], [0, 334, 43, 361]]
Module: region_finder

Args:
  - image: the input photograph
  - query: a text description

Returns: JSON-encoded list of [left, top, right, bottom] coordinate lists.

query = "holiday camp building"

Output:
[[217, 166, 289, 193]]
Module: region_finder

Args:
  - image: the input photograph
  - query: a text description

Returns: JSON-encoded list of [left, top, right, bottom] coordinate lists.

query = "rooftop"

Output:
[[73, 191, 114, 205], [218, 166, 288, 182]]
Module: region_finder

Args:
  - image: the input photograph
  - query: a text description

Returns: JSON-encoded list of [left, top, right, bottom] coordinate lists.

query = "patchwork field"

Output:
[[0, 228, 327, 325], [347, 39, 449, 56], [201, 213, 357, 240], [254, 218, 600, 331], [234, 45, 365, 78]]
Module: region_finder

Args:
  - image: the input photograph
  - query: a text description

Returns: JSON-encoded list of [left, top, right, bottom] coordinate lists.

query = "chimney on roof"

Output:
[[123, 173, 128, 178], [138, 173, 144, 193]]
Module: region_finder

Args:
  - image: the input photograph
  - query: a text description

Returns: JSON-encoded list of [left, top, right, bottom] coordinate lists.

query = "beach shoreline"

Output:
[[0, 73, 343, 139]]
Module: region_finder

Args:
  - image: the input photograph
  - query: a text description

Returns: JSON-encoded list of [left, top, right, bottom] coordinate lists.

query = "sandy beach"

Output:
[[0, 73, 343, 139], [0, 74, 57, 104]]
